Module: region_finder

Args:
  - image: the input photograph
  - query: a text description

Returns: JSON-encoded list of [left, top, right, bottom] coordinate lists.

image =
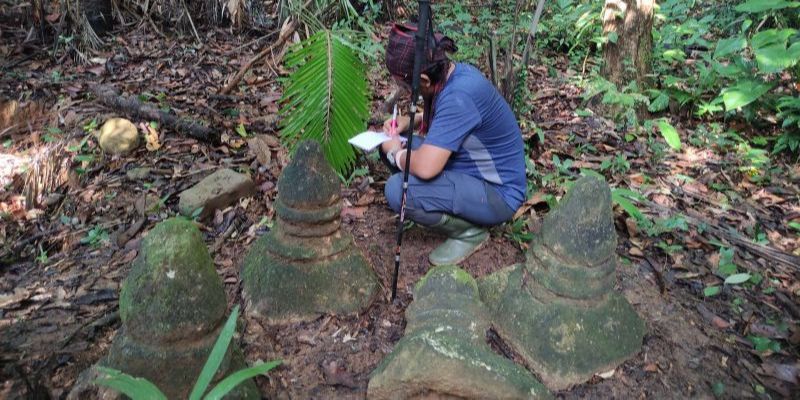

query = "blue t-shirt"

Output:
[[423, 63, 526, 211]]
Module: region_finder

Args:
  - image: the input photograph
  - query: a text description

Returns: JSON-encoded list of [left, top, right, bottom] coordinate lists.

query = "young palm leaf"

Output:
[[279, 29, 370, 175]]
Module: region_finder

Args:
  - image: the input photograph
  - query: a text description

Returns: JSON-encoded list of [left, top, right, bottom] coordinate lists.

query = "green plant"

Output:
[[581, 76, 648, 126], [505, 217, 533, 249], [776, 95, 800, 154], [94, 305, 281, 400], [600, 153, 630, 175], [235, 123, 249, 138], [80, 226, 109, 247], [83, 118, 99, 133], [538, 0, 604, 65], [717, 246, 738, 277], [704, 285, 721, 297], [279, 30, 370, 175], [736, 142, 771, 183], [747, 334, 781, 353], [36, 245, 49, 265], [337, 166, 369, 187]]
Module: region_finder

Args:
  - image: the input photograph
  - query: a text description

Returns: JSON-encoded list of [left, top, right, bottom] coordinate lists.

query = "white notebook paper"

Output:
[[348, 131, 407, 152]]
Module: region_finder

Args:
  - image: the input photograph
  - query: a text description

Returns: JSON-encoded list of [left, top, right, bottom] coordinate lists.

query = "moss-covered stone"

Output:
[[277, 140, 340, 211], [481, 265, 645, 390], [119, 218, 226, 342], [539, 176, 616, 272], [369, 266, 551, 400], [101, 326, 259, 400], [242, 239, 378, 323], [70, 218, 259, 400], [479, 177, 645, 390], [242, 140, 379, 324]]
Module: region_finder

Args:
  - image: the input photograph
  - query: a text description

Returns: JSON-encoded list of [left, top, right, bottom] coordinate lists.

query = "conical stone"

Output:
[[68, 218, 258, 400], [242, 140, 379, 324], [478, 177, 645, 390], [368, 265, 551, 400]]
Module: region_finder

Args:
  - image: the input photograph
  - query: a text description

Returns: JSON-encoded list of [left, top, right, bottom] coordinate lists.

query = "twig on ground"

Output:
[[59, 311, 120, 350], [91, 84, 219, 143], [644, 255, 667, 294], [180, 0, 202, 44], [219, 20, 298, 95], [639, 198, 800, 271]]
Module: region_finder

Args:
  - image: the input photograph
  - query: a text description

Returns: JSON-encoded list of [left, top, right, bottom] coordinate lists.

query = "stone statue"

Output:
[[242, 140, 379, 324], [479, 176, 645, 390], [369, 265, 551, 399], [69, 218, 258, 399]]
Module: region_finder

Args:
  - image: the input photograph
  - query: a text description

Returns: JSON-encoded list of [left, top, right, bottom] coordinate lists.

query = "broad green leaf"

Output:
[[712, 60, 746, 77], [755, 42, 800, 73], [719, 263, 737, 276], [703, 286, 721, 297], [721, 80, 774, 110], [611, 189, 645, 221], [789, 221, 800, 231], [724, 273, 752, 285], [735, 0, 800, 12], [189, 306, 241, 400], [714, 37, 746, 59], [648, 91, 670, 112], [579, 169, 605, 180], [751, 29, 796, 50], [748, 335, 780, 352], [657, 120, 682, 150], [236, 123, 248, 138], [204, 360, 282, 400], [662, 49, 686, 62], [612, 187, 646, 201], [93, 367, 168, 400], [74, 154, 94, 163]]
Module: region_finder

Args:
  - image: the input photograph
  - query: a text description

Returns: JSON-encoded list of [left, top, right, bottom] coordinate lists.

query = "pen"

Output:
[[390, 104, 398, 136]]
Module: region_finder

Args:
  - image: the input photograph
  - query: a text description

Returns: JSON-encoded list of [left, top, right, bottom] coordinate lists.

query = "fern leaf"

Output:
[[279, 30, 370, 174]]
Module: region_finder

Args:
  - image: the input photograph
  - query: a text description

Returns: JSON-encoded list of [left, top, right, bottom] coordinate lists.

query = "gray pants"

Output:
[[384, 170, 515, 226]]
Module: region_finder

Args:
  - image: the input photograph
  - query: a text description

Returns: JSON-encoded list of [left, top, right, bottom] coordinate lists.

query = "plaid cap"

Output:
[[386, 22, 457, 84]]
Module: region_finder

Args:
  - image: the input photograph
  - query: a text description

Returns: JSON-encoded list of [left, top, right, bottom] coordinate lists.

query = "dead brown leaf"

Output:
[[341, 206, 367, 219], [248, 135, 273, 167]]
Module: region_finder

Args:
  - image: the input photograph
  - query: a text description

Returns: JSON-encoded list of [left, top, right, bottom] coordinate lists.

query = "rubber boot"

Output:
[[427, 214, 489, 266]]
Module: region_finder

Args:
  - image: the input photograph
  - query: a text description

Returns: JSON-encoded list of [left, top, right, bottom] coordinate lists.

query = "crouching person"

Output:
[[380, 22, 526, 266]]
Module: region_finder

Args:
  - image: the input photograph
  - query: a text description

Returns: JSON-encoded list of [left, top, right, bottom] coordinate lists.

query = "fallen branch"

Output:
[[219, 20, 298, 95], [91, 84, 218, 143], [639, 198, 800, 271]]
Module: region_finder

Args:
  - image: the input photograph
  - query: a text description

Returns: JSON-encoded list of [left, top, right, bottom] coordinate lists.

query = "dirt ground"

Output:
[[1, 11, 799, 400]]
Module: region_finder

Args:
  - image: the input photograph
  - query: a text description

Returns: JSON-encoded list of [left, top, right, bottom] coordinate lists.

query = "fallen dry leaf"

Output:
[[341, 206, 367, 219]]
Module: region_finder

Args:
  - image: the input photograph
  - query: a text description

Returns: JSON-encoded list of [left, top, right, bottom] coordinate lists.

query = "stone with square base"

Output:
[[242, 140, 379, 324], [368, 265, 551, 400], [478, 177, 645, 390], [68, 218, 258, 400]]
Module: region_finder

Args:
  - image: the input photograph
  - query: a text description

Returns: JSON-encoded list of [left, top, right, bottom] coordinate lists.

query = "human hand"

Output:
[[383, 115, 411, 138], [380, 137, 403, 154]]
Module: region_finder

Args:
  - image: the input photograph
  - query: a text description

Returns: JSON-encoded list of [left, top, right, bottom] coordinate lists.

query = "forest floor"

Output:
[[1, 18, 799, 400]]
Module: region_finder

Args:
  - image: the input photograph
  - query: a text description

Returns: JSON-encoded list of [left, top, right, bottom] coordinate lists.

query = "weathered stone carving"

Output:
[[69, 218, 258, 399], [369, 265, 551, 400], [242, 140, 379, 324], [479, 176, 645, 390]]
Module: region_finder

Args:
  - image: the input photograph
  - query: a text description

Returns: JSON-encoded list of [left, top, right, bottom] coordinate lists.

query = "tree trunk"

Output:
[[601, 0, 654, 88]]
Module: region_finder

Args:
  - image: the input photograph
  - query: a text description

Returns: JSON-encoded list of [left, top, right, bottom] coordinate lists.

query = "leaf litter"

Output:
[[0, 14, 798, 400]]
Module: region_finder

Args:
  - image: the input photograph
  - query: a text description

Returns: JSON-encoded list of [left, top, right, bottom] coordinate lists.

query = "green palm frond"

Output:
[[279, 29, 369, 174]]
